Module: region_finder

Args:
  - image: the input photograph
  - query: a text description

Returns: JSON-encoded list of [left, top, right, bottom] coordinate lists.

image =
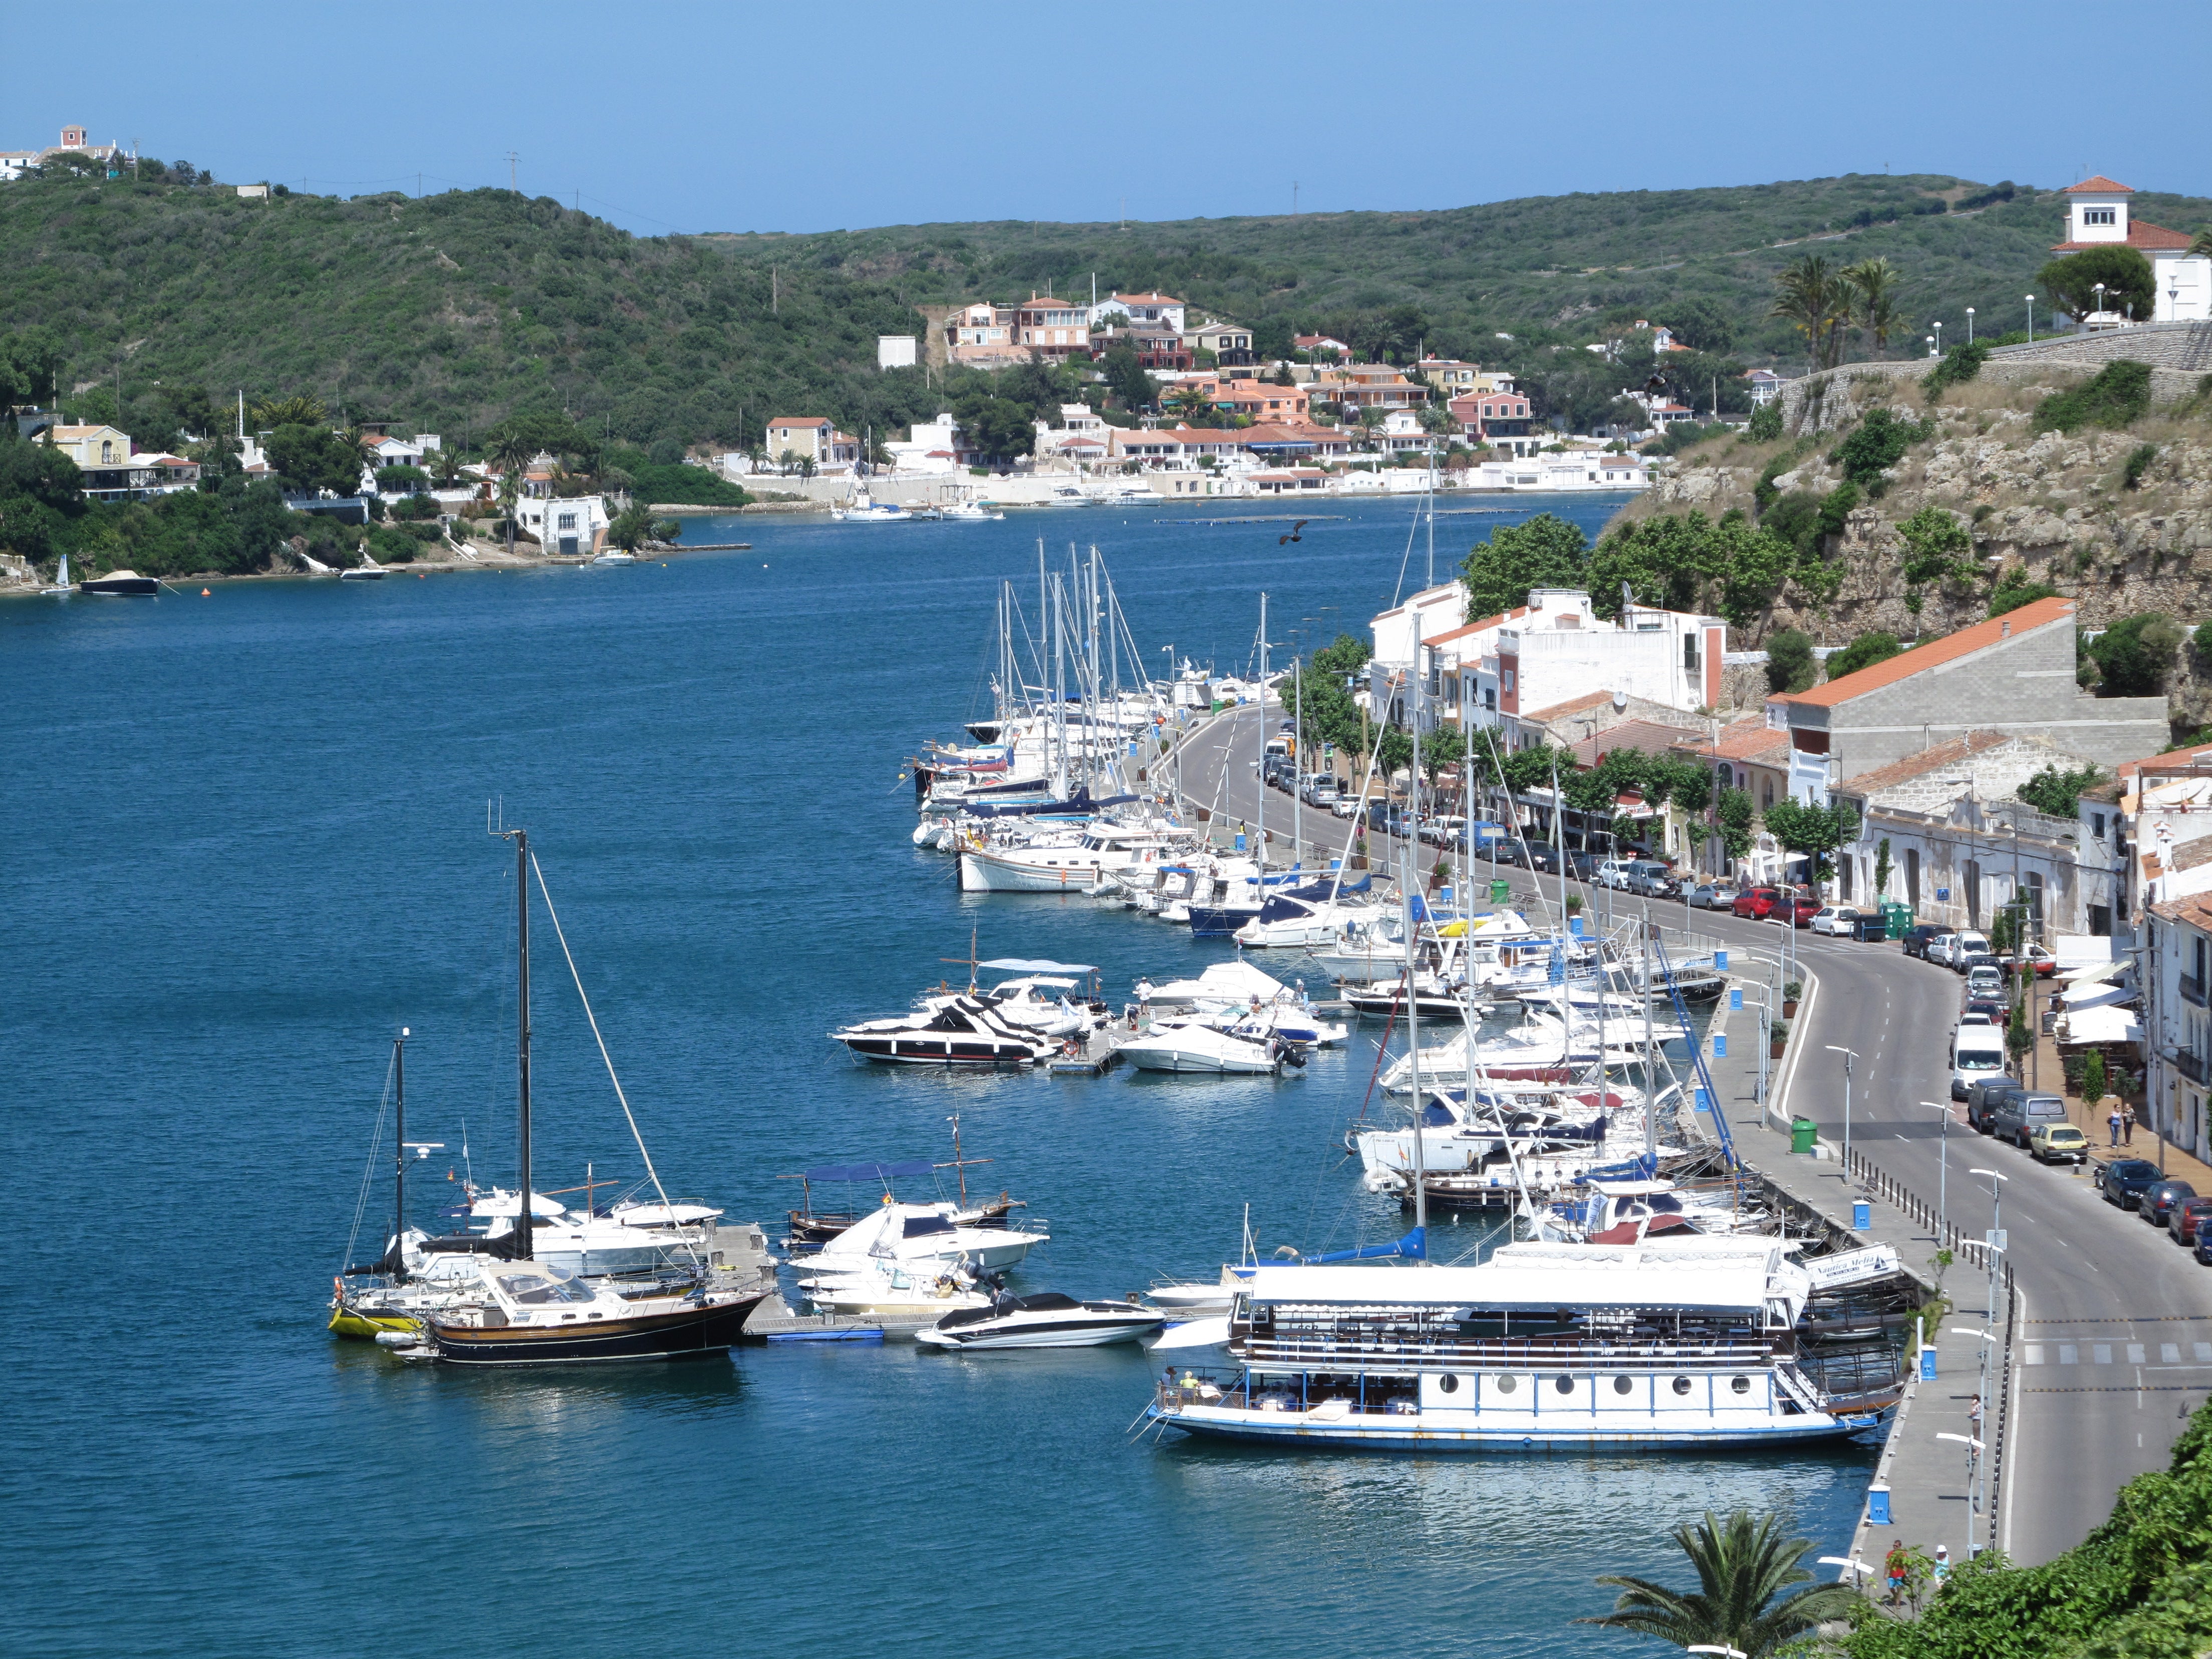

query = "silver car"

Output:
[[1690, 882, 1739, 910]]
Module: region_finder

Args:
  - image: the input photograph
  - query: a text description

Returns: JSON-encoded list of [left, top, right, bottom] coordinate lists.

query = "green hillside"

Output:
[[5, 166, 2207, 452]]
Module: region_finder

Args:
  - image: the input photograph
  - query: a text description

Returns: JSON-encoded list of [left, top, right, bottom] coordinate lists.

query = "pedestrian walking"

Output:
[[2109, 1103, 2125, 1147], [2124, 1106, 2135, 1146], [1884, 1538, 1909, 1606], [1932, 1544, 1951, 1583], [1968, 1394, 1983, 1433]]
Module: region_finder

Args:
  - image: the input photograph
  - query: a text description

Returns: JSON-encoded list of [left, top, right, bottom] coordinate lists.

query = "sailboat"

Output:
[[329, 1028, 456, 1338], [412, 827, 768, 1365], [40, 552, 71, 596]]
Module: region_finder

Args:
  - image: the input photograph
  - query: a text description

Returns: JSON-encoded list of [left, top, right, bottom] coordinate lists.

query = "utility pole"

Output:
[[507, 151, 519, 192]]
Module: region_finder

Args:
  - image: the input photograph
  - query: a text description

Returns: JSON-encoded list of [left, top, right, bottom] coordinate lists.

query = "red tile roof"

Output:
[[1521, 689, 1614, 724], [1839, 730, 2019, 794], [2122, 738, 2212, 781], [1678, 715, 1789, 765], [770, 416, 830, 428], [2052, 220, 2194, 253], [1427, 606, 1529, 646], [1771, 597, 2074, 710], [2065, 176, 2134, 194]]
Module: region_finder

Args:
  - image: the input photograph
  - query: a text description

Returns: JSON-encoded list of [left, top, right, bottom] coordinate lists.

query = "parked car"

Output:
[[2008, 943, 2060, 977], [1565, 851, 1596, 882], [1942, 931, 1993, 971], [2031, 1122, 2091, 1166], [1903, 926, 1952, 961], [1593, 859, 1636, 890], [1627, 861, 1677, 898], [1990, 1091, 2068, 1148], [1732, 887, 1783, 920], [2194, 1225, 2212, 1266], [1964, 994, 2008, 1025], [1966, 1080, 2025, 1134], [1480, 838, 1528, 868], [1419, 814, 1465, 848], [1523, 841, 1561, 875], [2096, 1158, 2164, 1208], [2170, 1197, 2212, 1245], [1965, 965, 2006, 1002], [1331, 795, 1360, 819], [1959, 952, 2003, 980], [1300, 774, 1340, 808], [1688, 880, 1739, 910], [2144, 1180, 2200, 1228], [1776, 894, 1819, 928], [1809, 905, 1862, 937]]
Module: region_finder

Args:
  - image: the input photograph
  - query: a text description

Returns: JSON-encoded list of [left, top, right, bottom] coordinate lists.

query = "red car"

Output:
[[1732, 887, 1782, 920], [1781, 895, 1819, 928]]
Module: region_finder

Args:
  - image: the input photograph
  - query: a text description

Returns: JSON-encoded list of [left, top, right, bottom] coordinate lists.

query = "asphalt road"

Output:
[[1175, 703, 2212, 1564]]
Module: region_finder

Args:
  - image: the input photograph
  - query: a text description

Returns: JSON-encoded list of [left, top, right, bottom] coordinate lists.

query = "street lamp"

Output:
[[2093, 282, 2106, 324], [1827, 1045, 1860, 1170], [1933, 320, 1943, 357], [1967, 1166, 2010, 1321], [1924, 1099, 1952, 1240], [1966, 307, 1975, 344], [1925, 333, 1937, 358], [1819, 1555, 1875, 1587], [2026, 295, 2035, 342]]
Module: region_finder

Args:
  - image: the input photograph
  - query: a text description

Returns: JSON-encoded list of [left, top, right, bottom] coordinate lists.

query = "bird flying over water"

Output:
[[1276, 519, 1310, 546]]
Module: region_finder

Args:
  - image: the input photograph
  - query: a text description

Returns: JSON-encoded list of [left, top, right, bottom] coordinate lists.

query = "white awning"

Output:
[[2059, 1005, 2142, 1046]]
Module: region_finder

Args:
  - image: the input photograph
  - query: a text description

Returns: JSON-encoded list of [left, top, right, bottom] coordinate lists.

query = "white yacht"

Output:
[[958, 825, 1191, 893], [798, 1200, 1048, 1277], [1120, 1018, 1290, 1076], [916, 1291, 1163, 1350], [831, 492, 912, 523], [830, 996, 1059, 1066], [802, 1261, 993, 1324]]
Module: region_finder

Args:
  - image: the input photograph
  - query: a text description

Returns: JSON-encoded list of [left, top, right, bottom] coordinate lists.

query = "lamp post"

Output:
[[1819, 1554, 1876, 1587], [1967, 1166, 2009, 1324], [1966, 307, 1975, 344], [1945, 1321, 2001, 1556], [1933, 320, 1943, 358], [2026, 295, 2035, 342], [1925, 333, 1937, 359], [1924, 1099, 1952, 1240], [2093, 282, 2106, 326], [1827, 1045, 1860, 1170]]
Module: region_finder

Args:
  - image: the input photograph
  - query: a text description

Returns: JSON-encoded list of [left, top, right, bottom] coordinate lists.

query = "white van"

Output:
[[1950, 1020, 2009, 1100], [1938, 931, 1991, 971]]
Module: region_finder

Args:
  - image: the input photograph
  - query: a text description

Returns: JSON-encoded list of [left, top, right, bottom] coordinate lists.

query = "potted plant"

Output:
[[1565, 893, 1585, 917], [1350, 836, 1368, 872], [1771, 1018, 1790, 1059], [1431, 857, 1451, 892], [1783, 980, 1802, 1019]]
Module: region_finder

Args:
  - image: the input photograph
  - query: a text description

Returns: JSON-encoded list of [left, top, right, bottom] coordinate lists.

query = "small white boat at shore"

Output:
[[917, 1291, 1162, 1350]]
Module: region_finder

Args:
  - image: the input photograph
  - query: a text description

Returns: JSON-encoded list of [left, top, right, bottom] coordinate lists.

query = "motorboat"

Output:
[[1134, 957, 1302, 1014], [830, 995, 1060, 1065], [591, 549, 638, 566], [802, 1261, 993, 1324], [941, 500, 1005, 521], [958, 825, 1192, 894], [79, 568, 160, 595], [339, 551, 385, 582], [798, 1200, 1048, 1277], [1341, 974, 1479, 1023], [1231, 877, 1375, 948], [916, 1291, 1163, 1350], [1120, 1018, 1293, 1075], [427, 1186, 729, 1278]]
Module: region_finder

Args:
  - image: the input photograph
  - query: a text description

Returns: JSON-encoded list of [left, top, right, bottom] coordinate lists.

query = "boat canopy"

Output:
[[804, 1159, 937, 1183], [978, 959, 1097, 975], [1236, 1244, 1782, 1314]]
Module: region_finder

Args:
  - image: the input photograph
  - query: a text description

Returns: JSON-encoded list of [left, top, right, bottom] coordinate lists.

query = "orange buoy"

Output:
[[200, 587, 211, 596]]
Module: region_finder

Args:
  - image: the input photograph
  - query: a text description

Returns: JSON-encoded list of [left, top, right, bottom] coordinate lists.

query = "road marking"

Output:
[[2094, 1344, 2113, 1364], [2025, 1344, 2045, 1365], [2197, 1343, 2212, 1361], [2165, 1344, 2183, 1363], [2061, 1344, 2079, 1364], [2131, 1344, 2149, 1364]]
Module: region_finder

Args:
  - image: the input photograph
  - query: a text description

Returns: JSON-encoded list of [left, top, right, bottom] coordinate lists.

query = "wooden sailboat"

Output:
[[418, 827, 766, 1365]]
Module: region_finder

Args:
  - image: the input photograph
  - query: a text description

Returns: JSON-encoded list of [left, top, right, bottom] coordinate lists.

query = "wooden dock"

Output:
[[1048, 1023, 1132, 1075], [741, 1294, 884, 1343]]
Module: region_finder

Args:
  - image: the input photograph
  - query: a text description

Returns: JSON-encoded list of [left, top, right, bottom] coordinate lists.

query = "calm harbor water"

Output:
[[2, 494, 1872, 1657]]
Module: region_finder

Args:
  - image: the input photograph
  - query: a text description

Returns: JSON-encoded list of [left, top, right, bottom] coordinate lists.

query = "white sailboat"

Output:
[[40, 552, 71, 596]]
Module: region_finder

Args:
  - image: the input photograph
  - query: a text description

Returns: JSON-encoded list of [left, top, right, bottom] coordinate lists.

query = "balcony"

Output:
[[2175, 1049, 2211, 1087]]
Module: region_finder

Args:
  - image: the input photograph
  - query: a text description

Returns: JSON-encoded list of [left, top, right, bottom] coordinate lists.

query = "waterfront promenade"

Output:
[[1180, 700, 2212, 1569]]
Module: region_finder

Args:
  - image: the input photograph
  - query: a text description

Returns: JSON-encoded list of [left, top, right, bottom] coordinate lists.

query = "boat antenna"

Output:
[[527, 848, 688, 1259]]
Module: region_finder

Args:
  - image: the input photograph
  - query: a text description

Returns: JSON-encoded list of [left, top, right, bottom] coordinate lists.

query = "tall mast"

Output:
[[515, 827, 533, 1262], [392, 1027, 408, 1273], [1407, 663, 1426, 1238], [1256, 592, 1267, 874], [1292, 655, 1302, 869]]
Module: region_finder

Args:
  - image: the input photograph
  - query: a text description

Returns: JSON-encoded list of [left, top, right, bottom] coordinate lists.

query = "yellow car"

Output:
[[2031, 1123, 2090, 1166]]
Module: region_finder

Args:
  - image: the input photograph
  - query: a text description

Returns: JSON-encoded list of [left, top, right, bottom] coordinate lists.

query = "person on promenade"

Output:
[[2109, 1103, 2125, 1146], [1884, 1539, 1909, 1605], [2124, 1105, 2135, 1146], [1968, 1394, 1983, 1433], [1932, 1544, 1950, 1584]]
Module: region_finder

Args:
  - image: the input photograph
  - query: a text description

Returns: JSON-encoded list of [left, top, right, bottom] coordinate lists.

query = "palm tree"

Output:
[[1166, 383, 1215, 426], [1842, 258, 1904, 359], [1575, 1509, 1860, 1657], [486, 431, 535, 480], [2188, 227, 2212, 259], [494, 467, 521, 556], [250, 393, 328, 429], [1770, 256, 1852, 370], [607, 502, 655, 554]]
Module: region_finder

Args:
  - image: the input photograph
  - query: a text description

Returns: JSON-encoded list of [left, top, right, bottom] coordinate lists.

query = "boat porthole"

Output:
[[1672, 1376, 1693, 1396], [1613, 1375, 1633, 1395], [1438, 1373, 1460, 1394], [1494, 1374, 1517, 1394], [1554, 1375, 1574, 1395], [1732, 1375, 1752, 1395]]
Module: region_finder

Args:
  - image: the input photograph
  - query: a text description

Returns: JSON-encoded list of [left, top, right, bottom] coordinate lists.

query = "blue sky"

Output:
[[7, 2, 2206, 236]]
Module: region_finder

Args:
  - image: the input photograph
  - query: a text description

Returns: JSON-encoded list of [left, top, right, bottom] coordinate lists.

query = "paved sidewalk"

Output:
[[1697, 963, 2013, 1582]]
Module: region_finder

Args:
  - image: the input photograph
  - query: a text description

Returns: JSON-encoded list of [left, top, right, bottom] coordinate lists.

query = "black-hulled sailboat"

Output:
[[418, 826, 766, 1366]]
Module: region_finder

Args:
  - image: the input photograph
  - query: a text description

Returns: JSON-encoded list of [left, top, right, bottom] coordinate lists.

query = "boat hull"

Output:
[[427, 1292, 765, 1365], [918, 1316, 1160, 1350], [80, 576, 160, 595], [836, 1035, 1041, 1066], [329, 1303, 421, 1339], [1120, 1041, 1277, 1076], [1146, 1405, 1861, 1450]]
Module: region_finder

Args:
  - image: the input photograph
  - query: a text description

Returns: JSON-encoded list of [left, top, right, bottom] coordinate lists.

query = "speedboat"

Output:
[[591, 549, 638, 566], [1120, 1018, 1292, 1075], [1342, 974, 1479, 1023], [831, 996, 1059, 1065], [339, 551, 386, 582], [803, 1262, 993, 1324], [941, 500, 1004, 521], [79, 568, 160, 596], [799, 1200, 1048, 1277], [916, 1291, 1163, 1350]]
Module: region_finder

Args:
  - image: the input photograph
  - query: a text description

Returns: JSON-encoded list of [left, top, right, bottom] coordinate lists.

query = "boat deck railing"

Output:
[[1241, 1334, 1780, 1372]]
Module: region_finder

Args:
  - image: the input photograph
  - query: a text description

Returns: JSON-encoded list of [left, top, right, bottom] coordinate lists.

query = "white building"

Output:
[[1466, 449, 1649, 491], [2052, 176, 2211, 324], [885, 412, 964, 474], [877, 335, 918, 370], [1089, 291, 1187, 333], [513, 493, 610, 557]]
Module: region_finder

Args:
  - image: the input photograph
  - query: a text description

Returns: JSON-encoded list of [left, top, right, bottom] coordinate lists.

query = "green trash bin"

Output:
[[1882, 901, 1912, 940], [1790, 1118, 1819, 1156], [1489, 878, 1511, 903]]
